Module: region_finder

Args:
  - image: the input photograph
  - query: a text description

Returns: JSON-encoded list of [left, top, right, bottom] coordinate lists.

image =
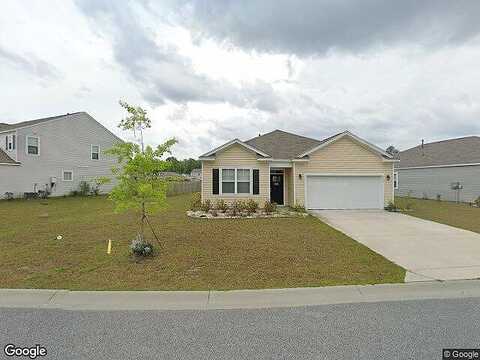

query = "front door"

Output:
[[270, 174, 284, 205]]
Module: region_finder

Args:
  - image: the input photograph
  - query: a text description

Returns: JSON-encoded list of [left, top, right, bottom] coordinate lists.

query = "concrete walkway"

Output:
[[312, 210, 480, 282], [1, 280, 480, 310]]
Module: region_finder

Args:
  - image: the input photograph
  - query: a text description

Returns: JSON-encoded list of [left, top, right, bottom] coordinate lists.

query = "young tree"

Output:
[[106, 100, 177, 247]]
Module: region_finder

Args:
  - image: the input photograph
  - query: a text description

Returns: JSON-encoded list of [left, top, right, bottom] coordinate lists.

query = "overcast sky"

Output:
[[1, 0, 479, 158]]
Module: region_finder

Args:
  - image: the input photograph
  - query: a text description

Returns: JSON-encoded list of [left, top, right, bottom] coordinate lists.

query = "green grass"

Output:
[[0, 194, 404, 290], [396, 197, 480, 234]]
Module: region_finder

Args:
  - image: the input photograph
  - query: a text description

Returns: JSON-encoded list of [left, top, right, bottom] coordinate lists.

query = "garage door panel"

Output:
[[306, 175, 384, 209]]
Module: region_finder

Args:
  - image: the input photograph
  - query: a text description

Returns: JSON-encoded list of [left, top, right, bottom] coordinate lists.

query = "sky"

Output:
[[1, 0, 480, 158]]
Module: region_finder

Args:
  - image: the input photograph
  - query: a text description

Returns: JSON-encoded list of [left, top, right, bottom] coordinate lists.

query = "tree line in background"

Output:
[[165, 157, 201, 174]]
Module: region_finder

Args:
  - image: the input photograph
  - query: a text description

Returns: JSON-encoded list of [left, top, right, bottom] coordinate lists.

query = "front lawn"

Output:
[[395, 197, 480, 234], [0, 194, 404, 290]]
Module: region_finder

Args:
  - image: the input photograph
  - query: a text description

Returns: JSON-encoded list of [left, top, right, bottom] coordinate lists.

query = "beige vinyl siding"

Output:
[[294, 136, 394, 206], [201, 144, 270, 205]]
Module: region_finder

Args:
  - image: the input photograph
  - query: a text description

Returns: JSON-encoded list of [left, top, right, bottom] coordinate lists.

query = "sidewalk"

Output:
[[1, 280, 480, 311]]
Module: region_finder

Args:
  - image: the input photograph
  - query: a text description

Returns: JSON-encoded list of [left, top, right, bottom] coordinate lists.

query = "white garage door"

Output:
[[306, 175, 384, 209]]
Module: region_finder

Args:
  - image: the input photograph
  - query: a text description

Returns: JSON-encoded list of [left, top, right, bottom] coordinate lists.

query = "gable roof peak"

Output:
[[0, 112, 86, 132]]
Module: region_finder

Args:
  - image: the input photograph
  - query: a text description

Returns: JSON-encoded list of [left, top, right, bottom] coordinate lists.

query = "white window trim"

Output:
[[91, 144, 100, 160], [219, 167, 254, 195], [62, 170, 74, 182], [394, 172, 399, 190], [26, 135, 40, 156]]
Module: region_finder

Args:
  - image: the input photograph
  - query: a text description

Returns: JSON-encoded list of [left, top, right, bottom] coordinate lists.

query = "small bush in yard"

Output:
[[263, 201, 276, 214], [231, 200, 246, 216], [246, 199, 259, 214], [210, 209, 218, 217], [293, 204, 306, 213], [130, 236, 154, 257], [384, 201, 399, 212], [190, 192, 202, 210], [78, 181, 91, 196], [215, 199, 228, 212], [201, 199, 212, 212], [474, 196, 480, 207]]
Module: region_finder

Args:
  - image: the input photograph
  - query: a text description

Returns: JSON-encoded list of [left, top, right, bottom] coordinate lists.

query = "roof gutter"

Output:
[[397, 162, 480, 170]]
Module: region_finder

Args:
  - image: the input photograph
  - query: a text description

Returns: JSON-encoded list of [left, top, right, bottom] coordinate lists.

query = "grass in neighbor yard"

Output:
[[396, 197, 480, 234], [0, 194, 404, 290]]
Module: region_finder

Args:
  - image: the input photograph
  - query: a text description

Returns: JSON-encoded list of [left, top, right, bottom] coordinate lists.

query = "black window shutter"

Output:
[[253, 169, 260, 195], [12, 135, 15, 150], [212, 168, 219, 194], [5, 136, 7, 149]]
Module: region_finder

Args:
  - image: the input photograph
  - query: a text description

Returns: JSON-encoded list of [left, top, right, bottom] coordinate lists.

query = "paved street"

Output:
[[2, 297, 480, 360]]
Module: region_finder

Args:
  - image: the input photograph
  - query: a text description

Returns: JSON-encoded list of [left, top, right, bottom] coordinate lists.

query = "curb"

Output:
[[1, 280, 480, 311]]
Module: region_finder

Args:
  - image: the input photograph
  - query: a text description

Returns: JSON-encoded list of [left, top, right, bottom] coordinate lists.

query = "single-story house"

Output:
[[396, 136, 480, 202], [199, 130, 397, 209]]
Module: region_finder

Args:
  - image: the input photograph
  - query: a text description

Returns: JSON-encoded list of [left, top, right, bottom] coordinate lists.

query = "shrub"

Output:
[[436, 194, 442, 201], [210, 209, 218, 217], [230, 200, 246, 216], [91, 177, 110, 196], [69, 190, 79, 197], [215, 199, 228, 212], [78, 181, 91, 196], [246, 199, 259, 214], [190, 192, 202, 210], [384, 201, 399, 212], [4, 192, 14, 200], [474, 196, 480, 207], [263, 201, 277, 214], [201, 199, 212, 212], [292, 204, 306, 213], [130, 236, 154, 257]]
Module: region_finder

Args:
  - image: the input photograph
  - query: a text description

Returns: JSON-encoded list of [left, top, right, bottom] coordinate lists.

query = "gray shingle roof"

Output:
[[0, 112, 84, 132], [0, 149, 18, 164], [398, 136, 480, 168], [245, 130, 326, 159]]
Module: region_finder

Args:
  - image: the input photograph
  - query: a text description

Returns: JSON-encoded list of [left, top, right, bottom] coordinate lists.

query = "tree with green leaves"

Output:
[[106, 100, 177, 248]]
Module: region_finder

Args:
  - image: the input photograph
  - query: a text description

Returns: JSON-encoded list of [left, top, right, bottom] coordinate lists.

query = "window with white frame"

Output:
[[91, 145, 99, 160], [236, 169, 250, 194], [26, 136, 39, 155], [221, 168, 251, 194], [5, 135, 15, 151], [394, 172, 398, 189], [221, 169, 235, 194], [63, 170, 73, 181]]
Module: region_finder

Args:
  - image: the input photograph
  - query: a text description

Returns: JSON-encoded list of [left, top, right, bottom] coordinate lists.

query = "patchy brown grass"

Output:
[[0, 194, 404, 290], [396, 196, 480, 234]]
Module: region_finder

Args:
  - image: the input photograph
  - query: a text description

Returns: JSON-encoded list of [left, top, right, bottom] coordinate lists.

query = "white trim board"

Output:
[[397, 163, 480, 170]]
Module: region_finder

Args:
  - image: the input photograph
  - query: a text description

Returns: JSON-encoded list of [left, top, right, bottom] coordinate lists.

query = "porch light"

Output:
[[298, 173, 302, 179], [386, 175, 391, 181]]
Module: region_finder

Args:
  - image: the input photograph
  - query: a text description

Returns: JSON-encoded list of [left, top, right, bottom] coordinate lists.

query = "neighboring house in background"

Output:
[[396, 136, 480, 203], [190, 168, 201, 180], [0, 112, 122, 198], [199, 130, 397, 210]]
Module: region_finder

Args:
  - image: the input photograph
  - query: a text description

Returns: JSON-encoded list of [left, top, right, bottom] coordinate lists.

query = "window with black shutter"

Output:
[[253, 169, 260, 195], [212, 168, 219, 194]]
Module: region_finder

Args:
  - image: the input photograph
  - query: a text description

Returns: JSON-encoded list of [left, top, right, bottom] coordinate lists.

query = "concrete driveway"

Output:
[[311, 210, 480, 282]]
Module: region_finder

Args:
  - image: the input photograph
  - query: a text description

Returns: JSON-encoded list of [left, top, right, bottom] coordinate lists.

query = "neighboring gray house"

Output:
[[0, 112, 122, 198], [396, 136, 480, 202]]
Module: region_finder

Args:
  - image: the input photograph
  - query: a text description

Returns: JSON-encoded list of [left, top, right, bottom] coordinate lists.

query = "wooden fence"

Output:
[[167, 181, 201, 197]]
